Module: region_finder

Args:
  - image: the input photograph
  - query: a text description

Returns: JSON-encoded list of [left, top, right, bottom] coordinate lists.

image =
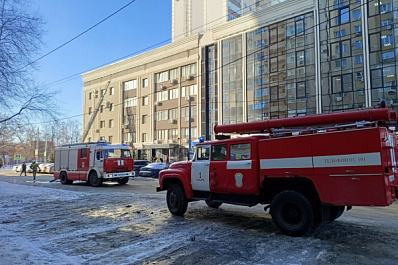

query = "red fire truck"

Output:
[[54, 140, 134, 187], [157, 108, 398, 236]]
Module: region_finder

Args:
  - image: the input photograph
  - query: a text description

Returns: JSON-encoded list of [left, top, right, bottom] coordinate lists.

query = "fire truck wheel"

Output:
[[117, 177, 129, 185], [271, 190, 318, 237], [330, 206, 345, 221], [60, 172, 73, 185], [89, 172, 103, 187], [167, 183, 188, 216], [205, 200, 222, 208]]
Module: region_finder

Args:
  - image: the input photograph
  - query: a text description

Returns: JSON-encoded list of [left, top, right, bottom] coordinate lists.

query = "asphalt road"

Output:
[[1, 169, 398, 265]]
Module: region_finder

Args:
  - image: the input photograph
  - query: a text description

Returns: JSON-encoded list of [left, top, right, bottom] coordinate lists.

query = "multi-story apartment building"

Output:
[[83, 0, 398, 162]]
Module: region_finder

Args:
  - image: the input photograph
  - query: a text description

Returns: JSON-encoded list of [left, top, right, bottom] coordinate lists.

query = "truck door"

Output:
[[209, 144, 229, 193], [191, 145, 211, 191], [226, 142, 259, 194], [95, 150, 104, 171]]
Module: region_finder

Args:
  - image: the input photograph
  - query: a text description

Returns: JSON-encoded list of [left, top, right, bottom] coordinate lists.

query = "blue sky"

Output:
[[32, 0, 172, 124]]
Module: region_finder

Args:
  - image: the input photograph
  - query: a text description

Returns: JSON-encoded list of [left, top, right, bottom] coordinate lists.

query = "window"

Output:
[[181, 106, 197, 117], [169, 88, 179, 99], [181, 84, 198, 97], [81, 148, 88, 158], [96, 151, 103, 160], [354, 40, 363, 49], [125, 132, 136, 142], [380, 3, 392, 14], [142, 133, 148, 142], [88, 107, 92, 115], [181, 63, 197, 76], [169, 129, 178, 139], [270, 86, 278, 102], [88, 92, 92, 100], [143, 96, 148, 106], [339, 7, 350, 24], [108, 136, 113, 143], [355, 55, 363, 64], [156, 71, 169, 83], [352, 10, 361, 21], [169, 108, 178, 119], [332, 74, 353, 93], [381, 35, 394, 47], [181, 127, 197, 138], [382, 51, 395, 61], [333, 0, 346, 9], [297, 82, 306, 98], [109, 103, 114, 111], [211, 144, 227, 161], [156, 110, 168, 121], [124, 80, 137, 91], [100, 120, 105, 128], [101, 89, 106, 96], [109, 119, 114, 128], [157, 130, 168, 140], [169, 68, 178, 80], [156, 91, 168, 102], [142, 115, 148, 124], [296, 20, 304, 34], [143, 78, 148, 88], [196, 145, 210, 160], [124, 97, 137, 107], [296, 51, 305, 66], [230, 143, 251, 160], [334, 29, 346, 38], [109, 87, 114, 95]]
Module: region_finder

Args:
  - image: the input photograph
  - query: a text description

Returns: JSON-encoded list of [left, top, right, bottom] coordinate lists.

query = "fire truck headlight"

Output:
[[108, 174, 113, 178]]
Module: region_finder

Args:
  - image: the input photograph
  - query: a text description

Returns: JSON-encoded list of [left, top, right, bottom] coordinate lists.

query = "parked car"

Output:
[[27, 163, 35, 173], [16, 163, 31, 172], [38, 163, 49, 172], [13, 164, 21, 172], [138, 162, 167, 178], [163, 163, 172, 170], [133, 160, 151, 176], [43, 163, 54, 174]]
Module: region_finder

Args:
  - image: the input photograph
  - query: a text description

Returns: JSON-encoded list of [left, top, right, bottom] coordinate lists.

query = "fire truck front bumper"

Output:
[[103, 172, 134, 179]]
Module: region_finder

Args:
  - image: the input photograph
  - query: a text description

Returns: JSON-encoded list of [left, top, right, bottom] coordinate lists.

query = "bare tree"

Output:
[[0, 0, 57, 124]]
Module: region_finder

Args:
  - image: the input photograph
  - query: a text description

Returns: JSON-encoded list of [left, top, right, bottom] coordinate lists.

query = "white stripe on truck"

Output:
[[260, 152, 382, 169]]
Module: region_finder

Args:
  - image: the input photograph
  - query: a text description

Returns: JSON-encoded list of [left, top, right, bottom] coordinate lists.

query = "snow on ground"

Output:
[[1, 178, 398, 265]]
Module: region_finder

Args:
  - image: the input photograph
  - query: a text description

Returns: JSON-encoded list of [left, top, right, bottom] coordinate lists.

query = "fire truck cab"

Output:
[[157, 108, 398, 236], [54, 140, 134, 187]]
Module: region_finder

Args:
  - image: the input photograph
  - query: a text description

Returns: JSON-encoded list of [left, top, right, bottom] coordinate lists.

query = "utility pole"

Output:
[[44, 133, 48, 163], [188, 96, 192, 160]]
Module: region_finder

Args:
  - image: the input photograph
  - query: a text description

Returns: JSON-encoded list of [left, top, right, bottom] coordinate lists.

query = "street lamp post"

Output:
[[188, 95, 192, 160]]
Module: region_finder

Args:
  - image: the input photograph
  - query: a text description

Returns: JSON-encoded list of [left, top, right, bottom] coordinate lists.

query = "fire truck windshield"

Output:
[[105, 149, 131, 159]]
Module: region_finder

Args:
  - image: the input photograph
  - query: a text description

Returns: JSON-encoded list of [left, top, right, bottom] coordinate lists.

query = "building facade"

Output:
[[83, 0, 398, 161]]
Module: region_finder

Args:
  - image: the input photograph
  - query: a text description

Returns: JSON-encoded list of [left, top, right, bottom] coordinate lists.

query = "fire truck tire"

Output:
[[330, 206, 345, 221], [271, 190, 318, 237], [89, 172, 103, 187], [117, 177, 129, 185], [60, 172, 73, 185], [167, 183, 188, 216], [205, 200, 222, 208]]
